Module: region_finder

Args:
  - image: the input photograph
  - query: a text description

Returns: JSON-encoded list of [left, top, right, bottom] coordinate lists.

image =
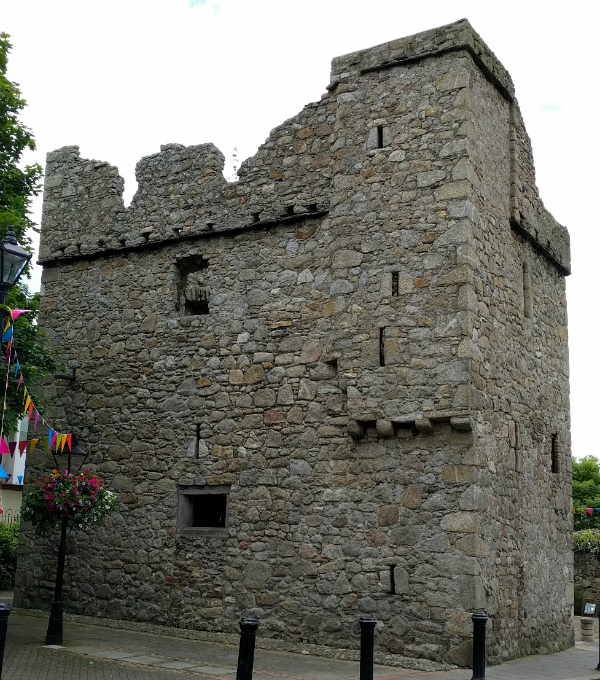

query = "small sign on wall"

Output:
[[583, 603, 597, 617]]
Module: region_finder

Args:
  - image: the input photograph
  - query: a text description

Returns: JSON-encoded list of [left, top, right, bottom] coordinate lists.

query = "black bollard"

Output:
[[471, 611, 488, 680], [236, 617, 259, 680], [596, 607, 600, 671], [0, 603, 11, 678], [359, 615, 377, 680]]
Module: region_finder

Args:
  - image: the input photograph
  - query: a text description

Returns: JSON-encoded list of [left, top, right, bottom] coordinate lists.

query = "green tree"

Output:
[[0, 33, 42, 243], [573, 456, 600, 529], [0, 34, 59, 436]]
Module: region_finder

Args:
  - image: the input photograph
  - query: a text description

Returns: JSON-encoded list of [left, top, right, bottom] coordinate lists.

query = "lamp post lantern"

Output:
[[0, 227, 32, 305], [45, 435, 88, 647]]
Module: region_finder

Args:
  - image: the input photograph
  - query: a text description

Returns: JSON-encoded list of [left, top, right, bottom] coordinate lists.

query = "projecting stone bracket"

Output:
[[347, 413, 473, 439]]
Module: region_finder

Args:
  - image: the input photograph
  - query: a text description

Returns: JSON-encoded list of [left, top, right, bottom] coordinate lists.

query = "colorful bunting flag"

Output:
[[34, 411, 39, 430], [14, 360, 19, 377], [17, 373, 22, 388], [16, 476, 22, 484], [8, 442, 15, 458], [29, 439, 38, 454], [0, 439, 8, 455], [66, 434, 72, 452], [49, 430, 57, 450], [10, 310, 30, 320], [587, 508, 593, 516], [24, 395, 31, 413], [18, 441, 27, 456], [28, 401, 33, 419], [1, 326, 12, 343], [2, 319, 10, 334], [0, 465, 9, 479]]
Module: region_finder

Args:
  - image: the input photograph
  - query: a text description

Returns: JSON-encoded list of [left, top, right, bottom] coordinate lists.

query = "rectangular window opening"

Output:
[[391, 272, 399, 297], [377, 125, 384, 149], [389, 564, 396, 595], [176, 254, 210, 316], [379, 327, 386, 367], [179, 486, 229, 531], [551, 434, 559, 473]]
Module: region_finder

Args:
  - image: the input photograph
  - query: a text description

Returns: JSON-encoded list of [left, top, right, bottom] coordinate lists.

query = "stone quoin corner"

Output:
[[18, 19, 572, 666]]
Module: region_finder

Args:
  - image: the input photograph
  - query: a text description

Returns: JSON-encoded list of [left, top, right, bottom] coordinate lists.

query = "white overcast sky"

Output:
[[1, 0, 598, 459]]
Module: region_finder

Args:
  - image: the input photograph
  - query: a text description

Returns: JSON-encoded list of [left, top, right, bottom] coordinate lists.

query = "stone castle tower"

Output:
[[17, 20, 572, 665]]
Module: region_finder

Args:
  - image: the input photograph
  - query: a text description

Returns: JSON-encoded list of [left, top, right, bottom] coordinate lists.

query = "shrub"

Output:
[[0, 524, 19, 590], [574, 529, 600, 556]]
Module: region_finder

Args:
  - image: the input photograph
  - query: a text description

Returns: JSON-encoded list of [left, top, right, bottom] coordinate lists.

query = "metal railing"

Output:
[[0, 510, 20, 525]]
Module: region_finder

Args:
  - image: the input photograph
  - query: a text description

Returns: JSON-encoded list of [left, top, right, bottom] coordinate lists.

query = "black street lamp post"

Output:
[[0, 227, 32, 306], [45, 436, 88, 647]]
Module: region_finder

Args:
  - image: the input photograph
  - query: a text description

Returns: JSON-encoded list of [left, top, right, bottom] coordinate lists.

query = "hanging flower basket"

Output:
[[22, 469, 117, 534]]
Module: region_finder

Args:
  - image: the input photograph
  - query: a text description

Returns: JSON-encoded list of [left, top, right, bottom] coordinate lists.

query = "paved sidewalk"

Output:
[[3, 612, 600, 680]]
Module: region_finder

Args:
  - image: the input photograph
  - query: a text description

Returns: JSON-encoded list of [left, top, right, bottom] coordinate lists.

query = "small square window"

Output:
[[178, 485, 229, 534]]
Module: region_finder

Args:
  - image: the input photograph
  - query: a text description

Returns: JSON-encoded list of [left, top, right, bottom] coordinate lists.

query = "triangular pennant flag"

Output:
[[4, 340, 11, 365], [47, 428, 54, 449], [16, 475, 22, 484], [10, 309, 31, 320], [28, 401, 33, 420], [49, 430, 58, 450], [6, 474, 11, 482], [18, 441, 27, 456], [14, 361, 19, 377], [2, 326, 12, 342], [3, 319, 10, 334], [66, 434, 72, 452], [42, 438, 49, 453], [587, 508, 594, 516], [0, 439, 8, 455], [56, 434, 64, 452], [34, 410, 39, 430], [17, 373, 23, 389], [8, 442, 16, 458], [61, 434, 68, 451], [24, 395, 31, 413], [0, 465, 9, 479], [29, 439, 38, 454]]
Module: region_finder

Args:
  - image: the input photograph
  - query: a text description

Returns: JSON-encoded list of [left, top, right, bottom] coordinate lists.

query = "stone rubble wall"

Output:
[[17, 19, 571, 666], [575, 553, 600, 604]]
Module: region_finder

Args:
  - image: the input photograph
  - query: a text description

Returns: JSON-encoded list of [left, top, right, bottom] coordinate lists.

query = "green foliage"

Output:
[[0, 34, 60, 434], [574, 529, 600, 557], [22, 469, 117, 535], [573, 456, 600, 529], [0, 33, 42, 244], [0, 523, 19, 590]]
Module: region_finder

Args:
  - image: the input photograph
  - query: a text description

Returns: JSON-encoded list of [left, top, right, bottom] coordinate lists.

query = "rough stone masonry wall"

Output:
[[16, 19, 571, 666], [575, 554, 600, 604]]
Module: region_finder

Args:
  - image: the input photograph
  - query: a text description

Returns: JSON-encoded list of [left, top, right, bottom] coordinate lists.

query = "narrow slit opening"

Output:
[[377, 125, 384, 149], [391, 272, 399, 297], [390, 564, 396, 595], [252, 212, 261, 223], [379, 327, 385, 367], [551, 433, 559, 473]]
